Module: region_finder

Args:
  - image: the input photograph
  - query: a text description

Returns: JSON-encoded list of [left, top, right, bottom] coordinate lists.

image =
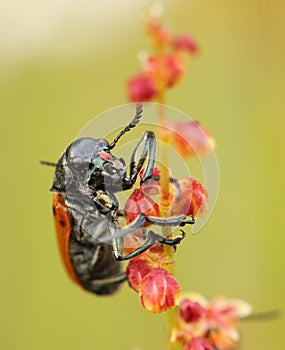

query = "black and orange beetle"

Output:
[[42, 104, 194, 295]]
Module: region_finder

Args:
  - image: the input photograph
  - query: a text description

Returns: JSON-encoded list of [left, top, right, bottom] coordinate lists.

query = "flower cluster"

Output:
[[123, 5, 253, 350], [126, 244, 180, 313], [127, 5, 198, 103], [171, 293, 252, 350], [126, 6, 215, 160], [124, 169, 208, 313], [125, 168, 208, 221]]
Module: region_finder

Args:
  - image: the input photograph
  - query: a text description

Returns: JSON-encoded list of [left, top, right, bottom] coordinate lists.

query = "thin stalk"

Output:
[[166, 307, 181, 350], [152, 29, 180, 350]]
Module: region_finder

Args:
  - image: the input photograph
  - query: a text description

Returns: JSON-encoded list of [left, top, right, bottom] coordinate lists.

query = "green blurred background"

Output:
[[1, 0, 284, 349]]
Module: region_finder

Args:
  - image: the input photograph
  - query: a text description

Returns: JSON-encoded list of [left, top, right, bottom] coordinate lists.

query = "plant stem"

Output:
[[149, 16, 181, 349], [154, 36, 179, 350], [166, 307, 181, 350], [157, 99, 170, 219]]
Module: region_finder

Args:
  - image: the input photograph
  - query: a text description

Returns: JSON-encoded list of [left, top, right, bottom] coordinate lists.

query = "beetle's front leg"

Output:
[[122, 131, 156, 190]]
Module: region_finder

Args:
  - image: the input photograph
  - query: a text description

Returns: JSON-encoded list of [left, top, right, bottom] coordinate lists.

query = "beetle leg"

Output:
[[98, 212, 191, 244], [151, 229, 186, 246], [144, 215, 195, 226], [138, 131, 156, 183], [80, 209, 194, 247], [114, 230, 186, 261], [122, 131, 156, 190], [109, 214, 194, 260], [179, 216, 195, 226]]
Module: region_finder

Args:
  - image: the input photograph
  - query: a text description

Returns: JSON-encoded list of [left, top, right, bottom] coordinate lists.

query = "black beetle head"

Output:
[[51, 137, 126, 192]]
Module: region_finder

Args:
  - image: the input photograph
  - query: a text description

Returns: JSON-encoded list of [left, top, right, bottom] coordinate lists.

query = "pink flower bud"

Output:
[[163, 121, 215, 158], [124, 188, 160, 226], [179, 299, 205, 323], [184, 337, 213, 350], [139, 268, 180, 313], [128, 73, 156, 102], [146, 54, 185, 88], [147, 22, 172, 46], [170, 177, 208, 218], [126, 258, 152, 292], [172, 34, 199, 54]]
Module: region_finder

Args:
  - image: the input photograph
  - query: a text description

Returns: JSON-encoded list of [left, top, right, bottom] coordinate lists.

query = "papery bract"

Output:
[[126, 236, 180, 313], [139, 268, 180, 313], [172, 34, 199, 54], [208, 297, 253, 319], [146, 54, 185, 88], [126, 244, 176, 292], [126, 257, 152, 292], [137, 168, 207, 218], [184, 337, 213, 350], [206, 330, 236, 350], [146, 244, 175, 272], [147, 22, 172, 47], [203, 297, 252, 346], [170, 177, 208, 217], [123, 228, 146, 255], [163, 121, 215, 158], [127, 4, 199, 102], [128, 73, 156, 102], [124, 188, 160, 226], [180, 299, 205, 323], [177, 294, 252, 350], [139, 166, 161, 180]]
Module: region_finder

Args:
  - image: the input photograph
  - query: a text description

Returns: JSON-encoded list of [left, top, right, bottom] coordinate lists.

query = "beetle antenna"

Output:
[[108, 103, 143, 150], [40, 160, 57, 167]]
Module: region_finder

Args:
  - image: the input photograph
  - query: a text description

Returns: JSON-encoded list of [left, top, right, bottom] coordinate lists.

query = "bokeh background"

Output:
[[1, 0, 284, 349]]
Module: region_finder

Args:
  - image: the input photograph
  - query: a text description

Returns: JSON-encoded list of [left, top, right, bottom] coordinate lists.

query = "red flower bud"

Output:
[[147, 22, 172, 46], [172, 34, 199, 54], [128, 73, 156, 102], [184, 337, 213, 350], [124, 188, 160, 225], [170, 177, 208, 217], [163, 121, 215, 159], [126, 258, 152, 292], [146, 54, 185, 88], [139, 167, 160, 180], [139, 268, 180, 313], [179, 299, 205, 323]]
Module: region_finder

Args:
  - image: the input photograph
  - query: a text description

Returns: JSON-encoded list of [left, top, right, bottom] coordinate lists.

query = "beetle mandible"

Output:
[[43, 104, 194, 295]]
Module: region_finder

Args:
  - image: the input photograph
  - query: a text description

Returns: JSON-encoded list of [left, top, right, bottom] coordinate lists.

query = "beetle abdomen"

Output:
[[69, 236, 122, 295]]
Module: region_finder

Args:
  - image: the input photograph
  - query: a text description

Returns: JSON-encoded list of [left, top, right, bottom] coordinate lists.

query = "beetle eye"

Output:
[[69, 157, 90, 174], [70, 156, 83, 168]]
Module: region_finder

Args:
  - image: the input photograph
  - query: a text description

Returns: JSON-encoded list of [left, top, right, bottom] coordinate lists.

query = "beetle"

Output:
[[42, 104, 195, 295]]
